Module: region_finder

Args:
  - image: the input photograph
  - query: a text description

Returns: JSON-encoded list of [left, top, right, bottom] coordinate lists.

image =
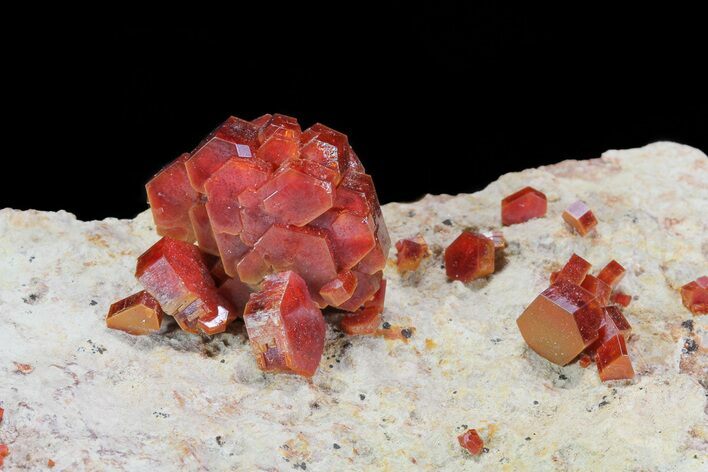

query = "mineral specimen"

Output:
[[580, 274, 612, 305], [516, 280, 603, 365], [395, 236, 429, 273], [610, 292, 632, 307], [562, 200, 598, 236], [596, 334, 635, 381], [243, 271, 326, 377], [445, 231, 495, 282], [0, 443, 8, 467], [144, 114, 389, 314], [597, 260, 626, 288], [135, 237, 236, 335], [457, 429, 484, 456], [340, 280, 387, 335], [501, 186, 547, 226], [106, 290, 164, 335], [481, 230, 507, 250], [680, 276, 708, 315], [145, 153, 198, 242], [550, 253, 592, 285]]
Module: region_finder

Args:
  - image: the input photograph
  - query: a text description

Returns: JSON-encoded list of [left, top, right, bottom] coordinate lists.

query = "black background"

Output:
[[3, 6, 706, 220]]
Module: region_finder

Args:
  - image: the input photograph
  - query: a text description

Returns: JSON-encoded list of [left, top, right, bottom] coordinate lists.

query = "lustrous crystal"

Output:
[[243, 271, 326, 377], [445, 231, 495, 282], [551, 253, 592, 285], [395, 236, 429, 273], [597, 260, 626, 288], [585, 305, 632, 355], [457, 429, 484, 455], [596, 334, 635, 381], [135, 237, 236, 335], [340, 280, 387, 335], [481, 230, 507, 250], [320, 270, 358, 306], [145, 153, 198, 242], [680, 276, 708, 315], [188, 203, 219, 256], [517, 280, 603, 365], [610, 292, 632, 307], [562, 200, 598, 236], [580, 274, 612, 305], [501, 186, 547, 226], [106, 290, 163, 335]]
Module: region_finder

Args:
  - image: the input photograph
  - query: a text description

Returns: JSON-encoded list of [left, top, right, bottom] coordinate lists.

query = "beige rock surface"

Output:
[[0, 142, 706, 471]]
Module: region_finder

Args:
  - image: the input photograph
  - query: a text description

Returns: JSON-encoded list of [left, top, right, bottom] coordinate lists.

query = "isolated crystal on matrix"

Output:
[[395, 235, 429, 273], [444, 231, 495, 282], [106, 290, 163, 335], [516, 280, 603, 366], [457, 429, 484, 456], [243, 271, 326, 377], [680, 276, 708, 315], [142, 113, 389, 314], [562, 200, 598, 236], [501, 186, 547, 226]]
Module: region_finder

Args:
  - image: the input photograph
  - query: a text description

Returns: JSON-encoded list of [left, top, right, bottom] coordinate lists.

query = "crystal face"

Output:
[[243, 271, 326, 377], [610, 292, 632, 307], [501, 186, 547, 226], [516, 280, 603, 365], [106, 290, 163, 335], [596, 334, 634, 381], [680, 276, 708, 315], [597, 260, 626, 288], [551, 253, 592, 285], [457, 429, 484, 455], [395, 236, 429, 273], [146, 153, 199, 242], [144, 114, 389, 314], [135, 237, 236, 335], [445, 231, 495, 282], [340, 280, 386, 335], [581, 274, 612, 305], [562, 200, 598, 236]]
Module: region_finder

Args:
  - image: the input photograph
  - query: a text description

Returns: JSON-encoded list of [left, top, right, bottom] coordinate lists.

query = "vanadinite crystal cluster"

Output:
[[517, 254, 635, 381], [107, 114, 390, 377]]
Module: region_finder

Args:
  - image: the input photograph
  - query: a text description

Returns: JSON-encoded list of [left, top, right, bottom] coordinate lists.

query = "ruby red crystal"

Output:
[[581, 274, 612, 305], [135, 237, 235, 334], [597, 260, 626, 288], [680, 276, 708, 315], [243, 271, 326, 377], [517, 280, 603, 365], [481, 230, 507, 250], [501, 186, 547, 226], [395, 235, 429, 273], [562, 200, 598, 236], [551, 253, 592, 285], [457, 429, 484, 455], [319, 270, 358, 306], [340, 280, 387, 335], [445, 231, 495, 282], [143, 115, 388, 316], [610, 292, 632, 307], [106, 290, 164, 335], [596, 334, 634, 381], [146, 153, 199, 242]]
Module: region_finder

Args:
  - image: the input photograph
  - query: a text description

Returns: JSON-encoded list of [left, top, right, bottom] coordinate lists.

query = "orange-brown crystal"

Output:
[[457, 429, 484, 455], [680, 276, 708, 315], [562, 200, 598, 236], [517, 280, 603, 365], [444, 231, 495, 282], [106, 290, 164, 335], [597, 260, 626, 288], [596, 334, 634, 381], [551, 253, 592, 285], [395, 235, 429, 273], [501, 186, 547, 226]]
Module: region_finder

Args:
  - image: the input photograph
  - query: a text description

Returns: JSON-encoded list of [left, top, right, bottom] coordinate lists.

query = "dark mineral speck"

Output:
[[90, 300, 98, 306], [333, 443, 341, 449], [382, 322, 391, 329], [215, 436, 224, 446], [683, 338, 698, 353], [359, 394, 366, 400], [401, 328, 412, 339], [442, 219, 453, 226], [558, 374, 568, 380], [681, 319, 694, 331]]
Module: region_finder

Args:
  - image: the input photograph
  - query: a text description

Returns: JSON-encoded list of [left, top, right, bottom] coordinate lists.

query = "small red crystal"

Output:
[[106, 290, 164, 335], [579, 353, 593, 368], [517, 280, 603, 365], [243, 271, 326, 377], [0, 443, 8, 467], [551, 253, 592, 285], [135, 237, 235, 334], [445, 231, 495, 282], [395, 235, 429, 273], [320, 270, 358, 306], [501, 186, 547, 226], [457, 429, 484, 455], [188, 203, 219, 256], [586, 305, 632, 355], [0, 406, 3, 422], [581, 274, 612, 305], [596, 334, 634, 381], [481, 230, 507, 250], [597, 260, 626, 288], [562, 200, 598, 236], [340, 280, 386, 335], [145, 153, 199, 242], [610, 292, 632, 307], [680, 276, 708, 315]]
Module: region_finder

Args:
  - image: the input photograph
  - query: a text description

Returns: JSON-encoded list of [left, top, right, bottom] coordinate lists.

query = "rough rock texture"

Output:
[[0, 142, 706, 471]]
